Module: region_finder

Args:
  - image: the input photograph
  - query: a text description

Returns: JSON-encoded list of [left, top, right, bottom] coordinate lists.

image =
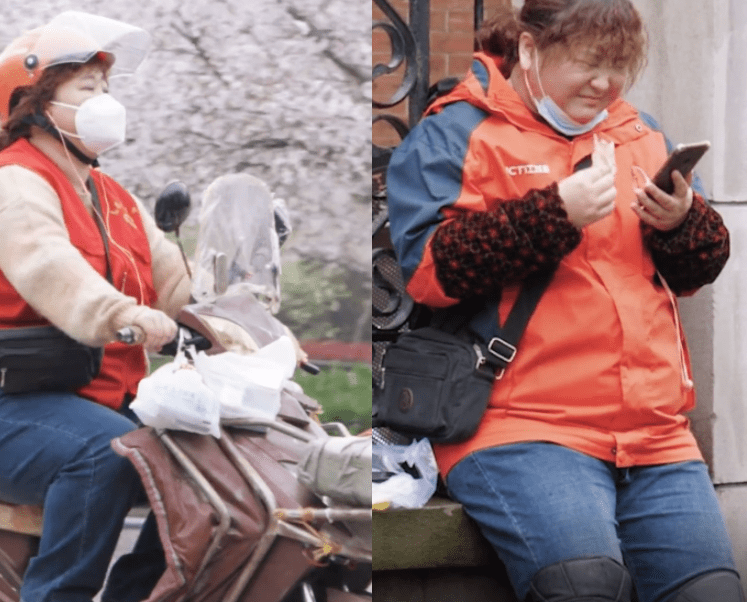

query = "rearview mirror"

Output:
[[154, 181, 191, 234]]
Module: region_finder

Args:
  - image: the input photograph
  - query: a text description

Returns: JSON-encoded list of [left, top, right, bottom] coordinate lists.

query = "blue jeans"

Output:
[[446, 442, 738, 602], [0, 391, 162, 602]]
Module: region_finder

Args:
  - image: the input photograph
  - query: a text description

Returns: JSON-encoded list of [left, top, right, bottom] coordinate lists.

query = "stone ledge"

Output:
[[373, 495, 520, 601], [373, 495, 496, 571]]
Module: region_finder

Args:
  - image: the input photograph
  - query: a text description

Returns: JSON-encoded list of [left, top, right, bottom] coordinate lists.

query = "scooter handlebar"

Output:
[[299, 361, 321, 375], [117, 326, 315, 372], [116, 325, 145, 345], [116, 324, 211, 356]]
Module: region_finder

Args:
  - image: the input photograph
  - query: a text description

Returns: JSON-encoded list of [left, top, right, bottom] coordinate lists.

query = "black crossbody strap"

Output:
[[462, 270, 554, 376], [429, 270, 553, 376], [87, 177, 114, 284], [491, 270, 552, 350]]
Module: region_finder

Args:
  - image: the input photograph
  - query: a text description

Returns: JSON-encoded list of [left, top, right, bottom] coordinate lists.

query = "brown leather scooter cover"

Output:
[[0, 530, 38, 601], [114, 429, 260, 601], [112, 423, 366, 602]]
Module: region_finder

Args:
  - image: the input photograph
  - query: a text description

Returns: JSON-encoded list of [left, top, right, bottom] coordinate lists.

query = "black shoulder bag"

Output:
[[0, 179, 111, 394], [372, 272, 552, 443]]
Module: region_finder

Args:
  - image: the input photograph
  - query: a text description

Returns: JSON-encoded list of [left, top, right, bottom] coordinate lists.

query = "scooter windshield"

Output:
[[191, 174, 283, 313]]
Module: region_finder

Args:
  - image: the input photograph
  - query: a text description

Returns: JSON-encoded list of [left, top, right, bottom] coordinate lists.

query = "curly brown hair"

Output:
[[476, 0, 648, 81], [0, 57, 109, 151]]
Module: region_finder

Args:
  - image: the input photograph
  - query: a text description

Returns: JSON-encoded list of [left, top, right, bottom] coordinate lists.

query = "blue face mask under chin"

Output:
[[524, 58, 609, 137]]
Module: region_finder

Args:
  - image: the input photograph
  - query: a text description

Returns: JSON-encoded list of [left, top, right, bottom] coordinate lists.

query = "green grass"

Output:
[[295, 362, 372, 435]]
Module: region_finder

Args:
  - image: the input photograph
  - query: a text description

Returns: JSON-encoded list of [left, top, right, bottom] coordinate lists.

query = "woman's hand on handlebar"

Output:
[[118, 321, 212, 356], [119, 307, 178, 352]]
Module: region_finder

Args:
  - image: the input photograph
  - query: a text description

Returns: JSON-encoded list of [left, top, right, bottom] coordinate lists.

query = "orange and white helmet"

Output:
[[0, 11, 150, 124]]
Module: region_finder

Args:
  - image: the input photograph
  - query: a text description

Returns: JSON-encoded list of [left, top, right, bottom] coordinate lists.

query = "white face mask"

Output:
[[524, 55, 609, 137], [50, 94, 127, 155]]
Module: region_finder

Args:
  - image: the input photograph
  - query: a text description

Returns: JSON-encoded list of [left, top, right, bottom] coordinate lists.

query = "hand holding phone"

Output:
[[632, 142, 705, 231], [651, 141, 710, 194]]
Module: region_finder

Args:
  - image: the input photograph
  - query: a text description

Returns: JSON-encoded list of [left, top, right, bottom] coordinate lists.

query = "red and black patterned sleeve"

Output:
[[430, 183, 582, 299], [642, 193, 730, 295]]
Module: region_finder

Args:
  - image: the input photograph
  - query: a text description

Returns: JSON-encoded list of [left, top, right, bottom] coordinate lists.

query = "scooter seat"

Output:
[[0, 501, 43, 537]]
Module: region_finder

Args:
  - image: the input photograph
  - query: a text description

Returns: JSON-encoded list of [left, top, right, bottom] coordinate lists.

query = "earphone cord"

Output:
[[47, 110, 146, 304], [657, 270, 695, 391]]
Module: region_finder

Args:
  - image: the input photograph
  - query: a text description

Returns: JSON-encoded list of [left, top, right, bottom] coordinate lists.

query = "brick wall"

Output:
[[373, 0, 511, 148]]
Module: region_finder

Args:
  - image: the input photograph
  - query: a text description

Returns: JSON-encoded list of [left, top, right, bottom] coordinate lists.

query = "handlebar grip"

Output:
[[300, 361, 321, 375], [116, 324, 210, 355], [159, 331, 211, 356], [116, 325, 145, 345]]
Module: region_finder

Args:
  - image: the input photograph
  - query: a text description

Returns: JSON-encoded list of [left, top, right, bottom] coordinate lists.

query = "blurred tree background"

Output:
[[1, 0, 371, 344]]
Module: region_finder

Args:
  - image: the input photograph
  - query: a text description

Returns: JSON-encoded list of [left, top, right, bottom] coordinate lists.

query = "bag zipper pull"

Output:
[[1, 367, 5, 388]]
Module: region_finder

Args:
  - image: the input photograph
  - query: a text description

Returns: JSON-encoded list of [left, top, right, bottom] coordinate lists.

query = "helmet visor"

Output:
[[44, 11, 150, 75]]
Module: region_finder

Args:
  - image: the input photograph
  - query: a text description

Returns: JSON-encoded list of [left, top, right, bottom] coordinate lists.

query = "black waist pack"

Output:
[[373, 273, 553, 444], [0, 326, 103, 394]]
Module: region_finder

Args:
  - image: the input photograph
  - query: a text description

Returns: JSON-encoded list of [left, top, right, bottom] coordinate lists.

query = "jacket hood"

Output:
[[426, 52, 642, 144]]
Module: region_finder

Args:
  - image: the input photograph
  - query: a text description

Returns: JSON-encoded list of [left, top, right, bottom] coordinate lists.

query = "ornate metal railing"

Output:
[[372, 0, 484, 176], [372, 0, 487, 232], [372, 0, 485, 391], [372, 0, 429, 149]]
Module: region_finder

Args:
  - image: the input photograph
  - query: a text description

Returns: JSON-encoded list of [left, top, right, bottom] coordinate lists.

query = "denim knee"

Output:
[[0, 393, 140, 505], [72, 415, 142, 503], [446, 444, 624, 599]]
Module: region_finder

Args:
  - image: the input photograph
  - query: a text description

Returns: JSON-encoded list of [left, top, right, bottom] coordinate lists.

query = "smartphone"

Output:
[[652, 141, 710, 194]]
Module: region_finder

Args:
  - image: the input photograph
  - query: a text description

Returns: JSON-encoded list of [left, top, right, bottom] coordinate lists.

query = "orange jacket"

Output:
[[386, 53, 729, 477], [0, 139, 157, 409]]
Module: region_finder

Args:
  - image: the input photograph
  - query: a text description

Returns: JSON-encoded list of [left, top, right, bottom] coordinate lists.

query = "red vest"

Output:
[[0, 139, 157, 409]]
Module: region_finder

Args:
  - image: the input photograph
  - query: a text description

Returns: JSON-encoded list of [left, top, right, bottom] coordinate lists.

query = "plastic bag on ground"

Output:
[[130, 354, 221, 438], [372, 438, 438, 509]]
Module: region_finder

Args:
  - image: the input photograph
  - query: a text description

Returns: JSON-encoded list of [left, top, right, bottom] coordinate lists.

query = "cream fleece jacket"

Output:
[[0, 164, 191, 346]]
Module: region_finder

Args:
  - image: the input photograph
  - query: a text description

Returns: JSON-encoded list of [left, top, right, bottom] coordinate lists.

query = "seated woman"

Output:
[[386, 1, 739, 601]]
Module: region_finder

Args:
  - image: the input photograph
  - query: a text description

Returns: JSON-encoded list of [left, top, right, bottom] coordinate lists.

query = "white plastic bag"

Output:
[[193, 337, 294, 421], [372, 439, 438, 509], [130, 353, 221, 438], [251, 335, 297, 379]]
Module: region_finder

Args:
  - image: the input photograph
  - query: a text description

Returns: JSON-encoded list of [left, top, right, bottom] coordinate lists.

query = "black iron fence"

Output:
[[372, 0, 486, 389], [372, 0, 487, 222], [372, 0, 484, 138]]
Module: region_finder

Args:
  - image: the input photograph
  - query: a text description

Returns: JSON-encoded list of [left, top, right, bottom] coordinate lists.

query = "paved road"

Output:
[[94, 512, 145, 602]]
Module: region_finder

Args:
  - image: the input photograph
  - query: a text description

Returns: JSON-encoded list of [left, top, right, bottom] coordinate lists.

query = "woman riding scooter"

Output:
[[0, 12, 190, 602]]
